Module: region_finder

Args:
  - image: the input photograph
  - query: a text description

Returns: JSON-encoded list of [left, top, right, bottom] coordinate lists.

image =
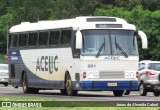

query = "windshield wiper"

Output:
[[96, 42, 105, 58], [115, 42, 128, 58]]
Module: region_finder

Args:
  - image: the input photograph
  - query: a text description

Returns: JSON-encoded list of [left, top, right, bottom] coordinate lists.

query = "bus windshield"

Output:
[[81, 30, 138, 56]]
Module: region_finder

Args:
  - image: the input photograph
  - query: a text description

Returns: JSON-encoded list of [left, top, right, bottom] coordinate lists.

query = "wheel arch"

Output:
[[64, 70, 70, 81]]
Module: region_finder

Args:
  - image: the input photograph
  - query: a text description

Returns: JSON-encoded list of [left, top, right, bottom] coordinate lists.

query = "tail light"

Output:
[[136, 71, 139, 78], [5, 54, 8, 61], [83, 72, 86, 78], [146, 71, 155, 76]]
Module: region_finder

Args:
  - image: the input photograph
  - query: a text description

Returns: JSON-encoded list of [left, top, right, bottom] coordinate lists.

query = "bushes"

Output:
[[0, 54, 7, 64]]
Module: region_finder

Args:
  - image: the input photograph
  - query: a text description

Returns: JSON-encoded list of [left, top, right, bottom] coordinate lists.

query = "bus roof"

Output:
[[10, 16, 136, 33]]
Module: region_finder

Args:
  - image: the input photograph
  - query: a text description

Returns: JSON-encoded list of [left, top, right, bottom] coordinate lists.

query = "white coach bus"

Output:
[[8, 16, 148, 96]]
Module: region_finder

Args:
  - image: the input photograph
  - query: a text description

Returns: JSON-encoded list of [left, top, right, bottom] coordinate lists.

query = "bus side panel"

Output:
[[18, 48, 74, 89], [8, 50, 21, 86]]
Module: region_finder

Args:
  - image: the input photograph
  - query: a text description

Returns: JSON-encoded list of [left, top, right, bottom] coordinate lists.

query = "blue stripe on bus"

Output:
[[78, 81, 138, 91]]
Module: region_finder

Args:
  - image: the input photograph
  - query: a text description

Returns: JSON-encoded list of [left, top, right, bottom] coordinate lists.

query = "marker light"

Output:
[[83, 72, 86, 79]]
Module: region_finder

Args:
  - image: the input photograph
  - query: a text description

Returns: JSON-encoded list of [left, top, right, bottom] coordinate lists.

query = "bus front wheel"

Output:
[[65, 74, 78, 96], [113, 90, 124, 96]]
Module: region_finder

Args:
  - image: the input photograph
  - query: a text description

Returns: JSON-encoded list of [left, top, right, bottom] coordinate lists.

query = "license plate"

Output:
[[107, 83, 117, 87]]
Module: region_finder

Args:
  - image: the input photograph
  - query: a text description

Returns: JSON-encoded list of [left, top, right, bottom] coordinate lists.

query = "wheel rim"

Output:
[[139, 84, 144, 95], [66, 75, 72, 95], [22, 77, 27, 92]]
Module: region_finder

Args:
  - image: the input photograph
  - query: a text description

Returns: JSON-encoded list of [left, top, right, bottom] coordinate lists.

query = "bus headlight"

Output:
[[124, 71, 136, 78], [87, 71, 99, 79]]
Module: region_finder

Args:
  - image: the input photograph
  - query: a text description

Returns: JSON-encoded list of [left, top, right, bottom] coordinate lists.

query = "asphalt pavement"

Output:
[[0, 85, 160, 101]]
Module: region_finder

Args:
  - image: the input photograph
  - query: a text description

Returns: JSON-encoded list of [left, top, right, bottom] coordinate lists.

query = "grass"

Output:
[[0, 96, 55, 101], [0, 107, 159, 110], [0, 96, 159, 110]]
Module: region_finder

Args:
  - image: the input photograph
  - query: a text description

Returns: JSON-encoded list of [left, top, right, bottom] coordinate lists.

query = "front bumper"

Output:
[[73, 81, 138, 91]]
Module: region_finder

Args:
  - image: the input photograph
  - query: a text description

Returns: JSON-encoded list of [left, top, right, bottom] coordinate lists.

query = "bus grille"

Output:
[[99, 71, 124, 79]]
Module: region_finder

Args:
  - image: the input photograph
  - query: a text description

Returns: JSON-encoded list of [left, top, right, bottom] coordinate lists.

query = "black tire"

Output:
[[124, 90, 130, 95], [153, 91, 160, 96], [65, 74, 78, 96], [22, 73, 31, 93], [113, 90, 124, 96], [139, 83, 147, 96], [22, 73, 39, 94], [4, 83, 8, 87], [60, 89, 67, 95]]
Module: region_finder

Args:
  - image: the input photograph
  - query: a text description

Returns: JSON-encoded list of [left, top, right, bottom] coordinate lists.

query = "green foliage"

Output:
[[0, 13, 13, 53], [49, 0, 100, 19], [94, 7, 131, 20], [0, 54, 6, 63], [7, 0, 54, 23], [0, 0, 159, 60], [0, 13, 13, 34]]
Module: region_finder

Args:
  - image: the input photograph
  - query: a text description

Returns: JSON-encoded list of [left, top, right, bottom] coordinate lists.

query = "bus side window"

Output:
[[28, 33, 38, 46], [49, 30, 60, 45], [61, 30, 71, 45], [38, 31, 49, 46], [19, 33, 28, 47], [12, 34, 18, 48]]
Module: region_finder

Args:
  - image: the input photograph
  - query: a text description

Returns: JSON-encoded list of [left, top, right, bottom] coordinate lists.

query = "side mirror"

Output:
[[76, 31, 82, 49], [138, 31, 148, 49]]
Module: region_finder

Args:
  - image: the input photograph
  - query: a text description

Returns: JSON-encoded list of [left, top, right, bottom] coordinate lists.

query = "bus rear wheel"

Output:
[[113, 90, 124, 96], [65, 74, 77, 96], [22, 73, 29, 93], [22, 73, 39, 94]]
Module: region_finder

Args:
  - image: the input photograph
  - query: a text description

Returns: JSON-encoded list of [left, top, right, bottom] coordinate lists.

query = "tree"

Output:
[[7, 0, 54, 24], [0, 13, 13, 53], [49, 0, 100, 19]]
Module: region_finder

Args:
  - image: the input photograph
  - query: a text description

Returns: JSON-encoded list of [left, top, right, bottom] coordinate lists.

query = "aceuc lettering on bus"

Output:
[[104, 56, 120, 60], [36, 56, 58, 74]]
